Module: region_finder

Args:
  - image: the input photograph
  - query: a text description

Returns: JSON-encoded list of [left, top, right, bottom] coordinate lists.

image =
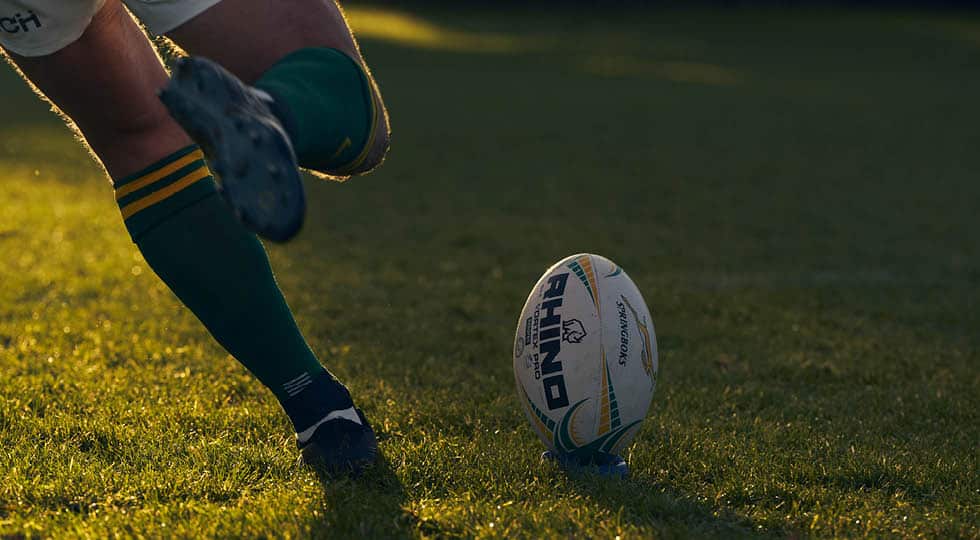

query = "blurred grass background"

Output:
[[0, 3, 978, 538]]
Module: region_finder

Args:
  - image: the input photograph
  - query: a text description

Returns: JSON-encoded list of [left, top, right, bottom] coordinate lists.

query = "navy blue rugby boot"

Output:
[[283, 372, 379, 476], [159, 56, 305, 242], [298, 407, 379, 476]]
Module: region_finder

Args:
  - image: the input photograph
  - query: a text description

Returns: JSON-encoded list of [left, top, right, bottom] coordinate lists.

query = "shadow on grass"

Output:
[[564, 469, 775, 539], [307, 450, 413, 538]]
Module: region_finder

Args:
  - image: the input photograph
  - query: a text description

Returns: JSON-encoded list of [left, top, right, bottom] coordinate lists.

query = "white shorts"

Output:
[[0, 0, 223, 57]]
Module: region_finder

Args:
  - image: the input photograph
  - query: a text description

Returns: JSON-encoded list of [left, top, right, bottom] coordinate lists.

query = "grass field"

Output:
[[1, 5, 979, 538]]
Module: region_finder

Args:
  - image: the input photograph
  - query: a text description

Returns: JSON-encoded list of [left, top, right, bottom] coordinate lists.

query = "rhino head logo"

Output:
[[562, 319, 587, 344]]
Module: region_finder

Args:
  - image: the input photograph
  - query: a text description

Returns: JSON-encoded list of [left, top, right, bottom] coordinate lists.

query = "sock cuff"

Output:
[[113, 145, 219, 241], [255, 47, 377, 174]]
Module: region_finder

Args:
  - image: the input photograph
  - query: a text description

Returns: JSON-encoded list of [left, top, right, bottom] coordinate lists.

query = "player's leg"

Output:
[[151, 0, 390, 178], [0, 0, 189, 178], [128, 0, 391, 465], [1, 0, 375, 473]]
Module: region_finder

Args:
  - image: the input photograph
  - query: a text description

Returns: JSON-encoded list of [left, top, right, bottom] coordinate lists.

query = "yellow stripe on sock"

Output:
[[120, 167, 211, 219], [115, 149, 206, 200]]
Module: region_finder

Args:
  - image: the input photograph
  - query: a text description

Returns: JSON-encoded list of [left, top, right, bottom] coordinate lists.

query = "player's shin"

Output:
[[113, 144, 351, 430], [254, 47, 387, 176]]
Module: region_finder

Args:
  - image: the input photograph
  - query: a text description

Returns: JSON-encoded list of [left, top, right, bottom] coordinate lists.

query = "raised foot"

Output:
[[159, 56, 306, 243]]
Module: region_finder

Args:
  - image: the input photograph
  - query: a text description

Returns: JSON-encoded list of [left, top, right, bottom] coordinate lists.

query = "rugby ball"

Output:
[[513, 253, 658, 463]]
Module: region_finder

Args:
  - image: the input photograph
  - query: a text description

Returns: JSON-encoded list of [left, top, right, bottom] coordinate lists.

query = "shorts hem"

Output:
[[0, 0, 105, 57], [0, 28, 88, 57], [130, 0, 225, 35]]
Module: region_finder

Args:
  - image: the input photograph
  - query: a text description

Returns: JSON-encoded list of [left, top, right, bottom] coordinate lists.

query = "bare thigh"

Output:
[[166, 0, 362, 84], [4, 0, 190, 178]]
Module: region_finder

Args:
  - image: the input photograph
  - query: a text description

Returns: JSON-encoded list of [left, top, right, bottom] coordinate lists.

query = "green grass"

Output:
[[1, 5, 979, 538]]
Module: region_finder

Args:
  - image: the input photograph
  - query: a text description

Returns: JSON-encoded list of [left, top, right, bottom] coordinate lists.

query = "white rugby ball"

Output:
[[513, 253, 658, 462]]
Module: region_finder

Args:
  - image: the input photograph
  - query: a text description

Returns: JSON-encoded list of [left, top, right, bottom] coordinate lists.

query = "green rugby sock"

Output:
[[255, 47, 376, 174], [113, 145, 348, 420]]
